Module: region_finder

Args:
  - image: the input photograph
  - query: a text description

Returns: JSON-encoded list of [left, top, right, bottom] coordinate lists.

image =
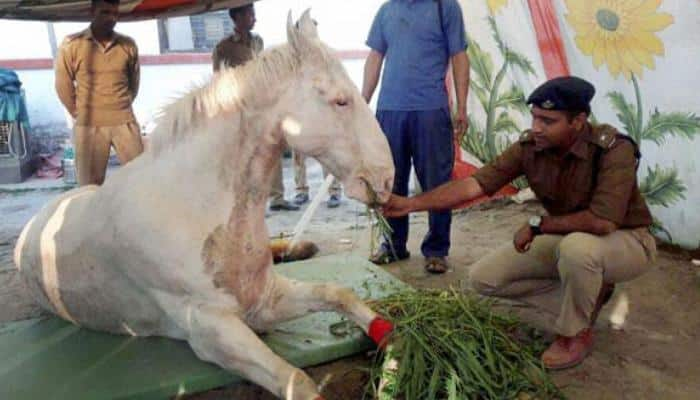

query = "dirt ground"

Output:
[[2, 165, 700, 399]]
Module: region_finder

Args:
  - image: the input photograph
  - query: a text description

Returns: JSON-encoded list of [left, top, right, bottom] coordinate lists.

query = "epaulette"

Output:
[[589, 124, 619, 149], [519, 130, 534, 143], [62, 32, 83, 44]]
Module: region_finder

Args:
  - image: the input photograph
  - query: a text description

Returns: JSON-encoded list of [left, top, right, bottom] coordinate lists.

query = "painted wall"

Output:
[[456, 0, 700, 248]]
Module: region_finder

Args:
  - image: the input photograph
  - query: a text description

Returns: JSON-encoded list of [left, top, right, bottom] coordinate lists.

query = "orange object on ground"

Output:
[[133, 0, 197, 12]]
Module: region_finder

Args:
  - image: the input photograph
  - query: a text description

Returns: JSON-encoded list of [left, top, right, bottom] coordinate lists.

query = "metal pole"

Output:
[[47, 22, 58, 58]]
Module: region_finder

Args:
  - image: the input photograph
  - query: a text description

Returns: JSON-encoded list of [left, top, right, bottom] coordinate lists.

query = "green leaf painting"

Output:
[[639, 165, 687, 208], [461, 16, 535, 165], [607, 75, 700, 241]]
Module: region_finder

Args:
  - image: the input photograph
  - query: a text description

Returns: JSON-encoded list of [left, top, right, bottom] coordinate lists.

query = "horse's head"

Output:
[[276, 11, 394, 205]]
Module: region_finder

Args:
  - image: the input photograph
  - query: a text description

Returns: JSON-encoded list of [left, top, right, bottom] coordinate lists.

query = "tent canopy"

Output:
[[0, 0, 256, 22]]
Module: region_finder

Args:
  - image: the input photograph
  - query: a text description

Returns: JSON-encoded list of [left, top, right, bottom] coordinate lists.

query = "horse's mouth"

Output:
[[360, 177, 385, 208]]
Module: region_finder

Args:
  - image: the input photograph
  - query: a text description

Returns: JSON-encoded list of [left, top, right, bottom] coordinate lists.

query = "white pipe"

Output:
[[287, 174, 335, 251]]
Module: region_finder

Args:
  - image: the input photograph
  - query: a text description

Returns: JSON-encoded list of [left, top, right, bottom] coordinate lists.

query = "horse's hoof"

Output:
[[270, 239, 319, 263]]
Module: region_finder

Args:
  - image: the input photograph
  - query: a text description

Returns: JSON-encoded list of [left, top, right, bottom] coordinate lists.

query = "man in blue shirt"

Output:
[[362, 0, 470, 273]]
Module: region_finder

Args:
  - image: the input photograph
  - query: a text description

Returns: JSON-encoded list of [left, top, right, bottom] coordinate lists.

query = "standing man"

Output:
[[213, 1, 298, 211], [382, 76, 658, 369], [55, 0, 143, 186], [362, 0, 470, 273]]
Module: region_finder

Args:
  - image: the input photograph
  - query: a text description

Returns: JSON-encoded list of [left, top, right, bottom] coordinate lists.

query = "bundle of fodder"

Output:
[[366, 289, 564, 400]]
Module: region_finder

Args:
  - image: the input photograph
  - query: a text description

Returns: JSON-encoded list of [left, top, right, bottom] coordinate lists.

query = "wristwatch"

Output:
[[528, 216, 543, 235]]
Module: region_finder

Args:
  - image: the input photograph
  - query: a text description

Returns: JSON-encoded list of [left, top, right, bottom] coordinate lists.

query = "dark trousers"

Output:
[[377, 109, 454, 257]]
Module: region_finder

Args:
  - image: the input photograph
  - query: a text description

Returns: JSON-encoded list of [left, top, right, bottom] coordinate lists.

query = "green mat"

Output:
[[0, 254, 407, 400]]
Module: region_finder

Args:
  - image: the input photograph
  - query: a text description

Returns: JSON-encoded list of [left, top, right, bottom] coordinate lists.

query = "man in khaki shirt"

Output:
[[382, 77, 657, 370], [55, 0, 143, 186], [212, 2, 298, 211]]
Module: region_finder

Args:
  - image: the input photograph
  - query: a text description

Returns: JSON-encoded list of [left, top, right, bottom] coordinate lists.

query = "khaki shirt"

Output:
[[55, 28, 139, 127], [473, 123, 653, 228], [212, 31, 263, 72]]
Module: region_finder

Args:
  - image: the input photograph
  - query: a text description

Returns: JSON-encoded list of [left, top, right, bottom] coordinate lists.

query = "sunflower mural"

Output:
[[487, 0, 509, 15], [565, 0, 700, 241]]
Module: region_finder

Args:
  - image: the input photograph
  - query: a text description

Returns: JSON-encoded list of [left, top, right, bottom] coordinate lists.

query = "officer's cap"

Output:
[[526, 76, 595, 114]]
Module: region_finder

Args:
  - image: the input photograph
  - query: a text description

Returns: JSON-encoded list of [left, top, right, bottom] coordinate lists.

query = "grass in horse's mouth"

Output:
[[361, 178, 398, 259]]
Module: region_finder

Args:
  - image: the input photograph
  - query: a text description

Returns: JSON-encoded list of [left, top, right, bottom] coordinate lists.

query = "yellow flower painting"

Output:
[[487, 0, 508, 15], [564, 0, 674, 80]]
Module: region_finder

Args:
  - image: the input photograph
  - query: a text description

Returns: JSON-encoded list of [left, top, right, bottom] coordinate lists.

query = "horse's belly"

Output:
[[15, 188, 170, 337]]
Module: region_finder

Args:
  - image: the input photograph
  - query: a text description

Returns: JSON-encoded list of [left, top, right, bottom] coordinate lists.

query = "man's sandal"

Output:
[[424, 256, 449, 274], [369, 246, 410, 265]]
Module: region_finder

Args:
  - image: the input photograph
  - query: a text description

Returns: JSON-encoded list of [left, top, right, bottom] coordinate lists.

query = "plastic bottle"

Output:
[[62, 140, 77, 185]]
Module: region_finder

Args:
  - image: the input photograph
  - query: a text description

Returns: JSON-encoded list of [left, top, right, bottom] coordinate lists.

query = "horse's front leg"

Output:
[[250, 274, 393, 347], [185, 302, 323, 400]]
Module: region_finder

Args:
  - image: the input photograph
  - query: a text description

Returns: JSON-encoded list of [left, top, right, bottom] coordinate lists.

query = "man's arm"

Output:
[[383, 177, 485, 217], [513, 209, 618, 253], [54, 43, 76, 118], [540, 211, 618, 236], [128, 43, 140, 101], [362, 50, 384, 103], [451, 51, 469, 138]]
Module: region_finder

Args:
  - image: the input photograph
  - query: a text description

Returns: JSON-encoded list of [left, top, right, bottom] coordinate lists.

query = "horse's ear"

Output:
[[286, 9, 318, 55], [297, 9, 319, 40]]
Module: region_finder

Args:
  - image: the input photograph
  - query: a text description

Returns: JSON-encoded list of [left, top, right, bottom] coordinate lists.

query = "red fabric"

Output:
[[451, 144, 518, 208], [527, 0, 570, 79], [133, 0, 197, 12], [368, 317, 393, 348]]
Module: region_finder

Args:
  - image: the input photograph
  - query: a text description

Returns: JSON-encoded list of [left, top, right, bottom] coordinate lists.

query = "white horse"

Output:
[[14, 12, 395, 400]]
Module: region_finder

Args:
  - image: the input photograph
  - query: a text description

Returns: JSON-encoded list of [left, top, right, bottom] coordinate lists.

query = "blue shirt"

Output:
[[367, 0, 468, 111]]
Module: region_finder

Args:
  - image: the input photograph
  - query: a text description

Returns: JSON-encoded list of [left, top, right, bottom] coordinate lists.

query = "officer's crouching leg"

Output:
[[468, 239, 560, 299], [555, 232, 605, 337]]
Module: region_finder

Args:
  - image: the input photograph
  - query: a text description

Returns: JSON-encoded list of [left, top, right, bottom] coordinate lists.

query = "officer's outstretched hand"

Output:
[[381, 194, 412, 218], [513, 224, 535, 253]]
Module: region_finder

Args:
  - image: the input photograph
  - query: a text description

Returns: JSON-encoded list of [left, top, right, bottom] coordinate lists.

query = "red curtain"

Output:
[[527, 0, 570, 79]]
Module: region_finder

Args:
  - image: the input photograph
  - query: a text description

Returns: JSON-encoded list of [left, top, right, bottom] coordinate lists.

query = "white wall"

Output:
[[0, 21, 53, 59], [0, 0, 385, 59]]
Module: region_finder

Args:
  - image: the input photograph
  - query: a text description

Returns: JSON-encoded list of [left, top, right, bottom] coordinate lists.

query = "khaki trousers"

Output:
[[269, 156, 286, 205], [469, 228, 657, 336], [293, 151, 341, 196], [74, 122, 143, 186]]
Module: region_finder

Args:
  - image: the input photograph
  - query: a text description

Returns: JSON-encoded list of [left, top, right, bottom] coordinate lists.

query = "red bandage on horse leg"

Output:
[[368, 317, 393, 347]]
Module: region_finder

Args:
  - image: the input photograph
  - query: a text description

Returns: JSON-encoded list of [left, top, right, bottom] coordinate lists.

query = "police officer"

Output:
[[382, 76, 657, 369], [213, 1, 299, 212], [55, 0, 143, 186]]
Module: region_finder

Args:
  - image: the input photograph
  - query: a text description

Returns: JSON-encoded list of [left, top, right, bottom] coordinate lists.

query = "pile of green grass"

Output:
[[366, 289, 564, 400]]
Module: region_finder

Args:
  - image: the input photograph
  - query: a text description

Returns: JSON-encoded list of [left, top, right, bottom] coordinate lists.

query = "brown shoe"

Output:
[[590, 283, 615, 326], [541, 328, 594, 370]]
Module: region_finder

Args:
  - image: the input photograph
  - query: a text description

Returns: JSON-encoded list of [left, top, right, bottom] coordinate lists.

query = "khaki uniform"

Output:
[[213, 31, 289, 205], [212, 31, 263, 71], [293, 151, 342, 197], [55, 28, 143, 186], [470, 123, 656, 336]]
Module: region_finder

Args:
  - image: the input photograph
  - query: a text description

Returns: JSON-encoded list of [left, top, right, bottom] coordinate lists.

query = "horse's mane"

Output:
[[148, 38, 337, 155]]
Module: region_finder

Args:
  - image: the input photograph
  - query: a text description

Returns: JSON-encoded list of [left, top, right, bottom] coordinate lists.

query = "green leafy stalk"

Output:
[[366, 289, 564, 400], [362, 177, 396, 259]]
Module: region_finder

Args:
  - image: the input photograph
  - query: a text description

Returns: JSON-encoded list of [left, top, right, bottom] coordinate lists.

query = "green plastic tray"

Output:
[[0, 254, 407, 399]]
